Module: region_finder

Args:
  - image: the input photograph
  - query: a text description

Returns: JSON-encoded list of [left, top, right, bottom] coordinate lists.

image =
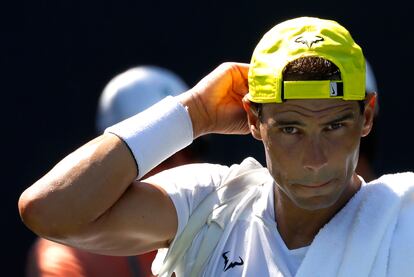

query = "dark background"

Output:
[[2, 1, 413, 275]]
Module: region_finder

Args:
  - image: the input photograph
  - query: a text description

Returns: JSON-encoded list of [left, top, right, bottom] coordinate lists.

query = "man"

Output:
[[19, 17, 414, 276], [25, 66, 206, 277]]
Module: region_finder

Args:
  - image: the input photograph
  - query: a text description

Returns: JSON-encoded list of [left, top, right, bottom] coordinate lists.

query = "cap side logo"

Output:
[[330, 82, 338, 96], [295, 35, 324, 48]]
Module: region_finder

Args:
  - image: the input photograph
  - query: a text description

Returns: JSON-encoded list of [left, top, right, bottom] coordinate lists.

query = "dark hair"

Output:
[[251, 56, 365, 120], [283, 56, 341, 81]]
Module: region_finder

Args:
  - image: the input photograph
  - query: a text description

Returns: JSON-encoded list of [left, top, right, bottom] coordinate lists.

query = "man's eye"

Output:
[[327, 123, 343, 131], [281, 127, 298, 134]]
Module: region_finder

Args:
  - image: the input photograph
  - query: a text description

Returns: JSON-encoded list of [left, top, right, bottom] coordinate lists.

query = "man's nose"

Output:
[[302, 137, 328, 172]]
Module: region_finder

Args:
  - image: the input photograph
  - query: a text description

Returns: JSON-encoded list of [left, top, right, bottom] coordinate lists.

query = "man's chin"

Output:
[[292, 195, 339, 211]]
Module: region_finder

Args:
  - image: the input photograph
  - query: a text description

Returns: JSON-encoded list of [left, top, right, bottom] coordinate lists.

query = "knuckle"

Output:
[[218, 62, 235, 71]]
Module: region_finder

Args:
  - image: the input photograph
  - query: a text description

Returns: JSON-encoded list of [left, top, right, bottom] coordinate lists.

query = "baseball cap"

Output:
[[96, 65, 189, 133], [247, 17, 365, 103]]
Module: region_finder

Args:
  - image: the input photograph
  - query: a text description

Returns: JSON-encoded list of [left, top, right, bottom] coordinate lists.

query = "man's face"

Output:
[[248, 98, 374, 211]]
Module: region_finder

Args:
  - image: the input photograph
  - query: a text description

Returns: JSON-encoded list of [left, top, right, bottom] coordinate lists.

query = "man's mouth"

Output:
[[297, 179, 332, 189]]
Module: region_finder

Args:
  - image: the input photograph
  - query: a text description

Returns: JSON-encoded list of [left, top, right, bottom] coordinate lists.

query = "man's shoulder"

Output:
[[148, 157, 265, 184], [225, 157, 265, 176], [368, 172, 414, 198], [365, 172, 414, 222], [145, 157, 266, 208], [380, 172, 414, 273]]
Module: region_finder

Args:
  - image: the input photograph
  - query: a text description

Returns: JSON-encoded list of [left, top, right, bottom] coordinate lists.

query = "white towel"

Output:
[[153, 167, 414, 276], [296, 172, 414, 277]]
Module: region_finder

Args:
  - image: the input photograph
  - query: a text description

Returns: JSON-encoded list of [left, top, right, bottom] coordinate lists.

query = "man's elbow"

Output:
[[18, 186, 66, 240]]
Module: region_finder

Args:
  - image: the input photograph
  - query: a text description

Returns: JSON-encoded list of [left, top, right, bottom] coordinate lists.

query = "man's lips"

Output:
[[296, 180, 332, 189]]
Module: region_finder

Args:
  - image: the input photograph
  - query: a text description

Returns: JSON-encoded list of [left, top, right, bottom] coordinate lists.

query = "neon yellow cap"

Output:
[[247, 17, 366, 103]]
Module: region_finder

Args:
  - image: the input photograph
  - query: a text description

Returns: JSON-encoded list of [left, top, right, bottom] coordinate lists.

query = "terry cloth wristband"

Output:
[[105, 96, 194, 179]]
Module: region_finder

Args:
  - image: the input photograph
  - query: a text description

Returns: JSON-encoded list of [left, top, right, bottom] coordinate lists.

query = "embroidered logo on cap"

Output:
[[330, 82, 338, 96], [295, 34, 324, 48]]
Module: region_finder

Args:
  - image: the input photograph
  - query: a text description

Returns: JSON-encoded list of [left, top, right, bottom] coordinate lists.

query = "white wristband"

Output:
[[104, 96, 194, 179]]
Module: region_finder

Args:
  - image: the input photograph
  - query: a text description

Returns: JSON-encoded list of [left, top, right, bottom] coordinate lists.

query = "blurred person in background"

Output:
[[25, 65, 207, 277]]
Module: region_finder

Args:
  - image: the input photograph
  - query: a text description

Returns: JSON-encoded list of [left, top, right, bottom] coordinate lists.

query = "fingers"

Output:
[[232, 62, 250, 80], [231, 63, 250, 93], [216, 62, 250, 97], [213, 62, 249, 79], [183, 62, 251, 136]]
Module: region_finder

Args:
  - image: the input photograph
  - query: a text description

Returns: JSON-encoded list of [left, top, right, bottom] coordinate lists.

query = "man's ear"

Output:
[[361, 93, 377, 137], [242, 96, 262, 140]]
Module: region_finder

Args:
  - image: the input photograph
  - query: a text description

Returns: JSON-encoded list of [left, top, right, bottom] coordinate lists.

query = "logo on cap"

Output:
[[295, 34, 324, 48], [330, 82, 338, 96]]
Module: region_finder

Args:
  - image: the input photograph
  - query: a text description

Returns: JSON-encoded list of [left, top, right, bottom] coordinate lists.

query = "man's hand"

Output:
[[177, 62, 250, 138]]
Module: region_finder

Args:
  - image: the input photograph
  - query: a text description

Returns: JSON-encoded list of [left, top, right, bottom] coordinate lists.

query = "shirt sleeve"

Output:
[[144, 162, 229, 238]]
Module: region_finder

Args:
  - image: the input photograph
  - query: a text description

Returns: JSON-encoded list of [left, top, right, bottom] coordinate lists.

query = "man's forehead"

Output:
[[262, 98, 359, 116]]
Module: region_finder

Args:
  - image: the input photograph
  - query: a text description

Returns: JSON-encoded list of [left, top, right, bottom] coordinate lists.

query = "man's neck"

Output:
[[274, 174, 362, 249]]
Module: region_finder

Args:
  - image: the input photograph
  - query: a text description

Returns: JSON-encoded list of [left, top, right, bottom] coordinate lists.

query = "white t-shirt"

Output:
[[147, 160, 309, 276], [149, 164, 414, 277]]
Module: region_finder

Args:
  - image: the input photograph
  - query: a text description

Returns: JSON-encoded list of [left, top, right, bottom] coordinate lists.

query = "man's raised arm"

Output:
[[18, 62, 250, 256]]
